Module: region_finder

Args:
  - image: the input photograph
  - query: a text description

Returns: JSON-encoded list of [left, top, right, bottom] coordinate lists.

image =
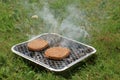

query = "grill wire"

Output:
[[14, 34, 94, 70]]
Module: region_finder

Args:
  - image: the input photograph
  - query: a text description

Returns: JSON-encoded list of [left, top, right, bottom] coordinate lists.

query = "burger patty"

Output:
[[27, 39, 49, 51], [45, 47, 70, 60]]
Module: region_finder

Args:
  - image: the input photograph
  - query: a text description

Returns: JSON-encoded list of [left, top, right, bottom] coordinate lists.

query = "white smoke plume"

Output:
[[36, 4, 90, 40], [59, 5, 89, 40], [17, 1, 91, 41]]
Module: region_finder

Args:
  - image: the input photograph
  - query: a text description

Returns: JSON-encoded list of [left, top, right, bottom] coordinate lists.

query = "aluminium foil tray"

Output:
[[11, 33, 96, 72]]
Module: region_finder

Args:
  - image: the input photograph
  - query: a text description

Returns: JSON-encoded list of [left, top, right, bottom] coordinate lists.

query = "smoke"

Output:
[[16, 1, 91, 41], [38, 4, 90, 41], [59, 5, 89, 40], [39, 3, 58, 33]]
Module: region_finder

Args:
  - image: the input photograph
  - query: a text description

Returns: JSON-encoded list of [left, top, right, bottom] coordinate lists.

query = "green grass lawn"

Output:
[[0, 0, 120, 80]]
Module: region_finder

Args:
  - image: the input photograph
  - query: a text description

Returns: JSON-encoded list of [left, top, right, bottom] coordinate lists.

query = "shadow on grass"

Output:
[[14, 53, 97, 79]]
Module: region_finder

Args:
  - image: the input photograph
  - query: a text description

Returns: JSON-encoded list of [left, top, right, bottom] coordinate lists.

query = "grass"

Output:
[[0, 0, 120, 80]]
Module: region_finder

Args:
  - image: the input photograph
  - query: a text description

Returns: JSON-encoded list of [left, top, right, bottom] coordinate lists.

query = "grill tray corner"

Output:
[[11, 33, 96, 72]]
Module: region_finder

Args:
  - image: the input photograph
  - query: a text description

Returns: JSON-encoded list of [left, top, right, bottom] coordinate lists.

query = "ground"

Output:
[[0, 0, 120, 80]]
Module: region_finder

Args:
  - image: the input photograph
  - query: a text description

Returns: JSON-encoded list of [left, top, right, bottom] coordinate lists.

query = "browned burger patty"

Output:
[[27, 39, 48, 51], [45, 47, 70, 60]]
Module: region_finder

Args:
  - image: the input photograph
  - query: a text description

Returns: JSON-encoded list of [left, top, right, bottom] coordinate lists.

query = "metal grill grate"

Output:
[[11, 33, 96, 72]]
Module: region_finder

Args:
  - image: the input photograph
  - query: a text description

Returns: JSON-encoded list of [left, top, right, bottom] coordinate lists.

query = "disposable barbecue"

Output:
[[11, 33, 96, 72]]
